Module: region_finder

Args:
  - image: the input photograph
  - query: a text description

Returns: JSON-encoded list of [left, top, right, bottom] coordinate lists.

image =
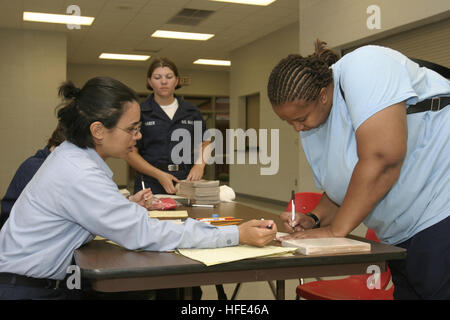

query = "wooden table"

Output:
[[74, 202, 406, 299]]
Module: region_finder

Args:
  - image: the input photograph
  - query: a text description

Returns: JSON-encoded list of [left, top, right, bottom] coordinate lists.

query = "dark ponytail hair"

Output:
[[57, 76, 139, 149], [267, 39, 340, 106]]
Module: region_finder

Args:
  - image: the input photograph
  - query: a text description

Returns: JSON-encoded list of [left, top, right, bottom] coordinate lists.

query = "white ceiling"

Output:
[[0, 0, 299, 70]]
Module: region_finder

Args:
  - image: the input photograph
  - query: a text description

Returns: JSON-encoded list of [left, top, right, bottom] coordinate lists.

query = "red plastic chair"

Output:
[[295, 228, 394, 300], [286, 192, 323, 214]]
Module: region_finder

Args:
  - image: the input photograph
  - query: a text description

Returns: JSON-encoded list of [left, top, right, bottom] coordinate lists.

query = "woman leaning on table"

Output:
[[125, 57, 209, 195], [268, 40, 450, 299], [0, 76, 276, 300]]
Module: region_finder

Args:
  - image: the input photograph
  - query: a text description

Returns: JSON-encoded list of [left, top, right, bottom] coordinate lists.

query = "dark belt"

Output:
[[153, 163, 189, 172], [407, 96, 450, 114], [0, 272, 59, 289]]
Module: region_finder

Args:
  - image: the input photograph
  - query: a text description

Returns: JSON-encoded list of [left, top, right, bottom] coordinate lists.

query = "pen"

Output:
[[192, 204, 215, 208], [197, 217, 241, 222], [141, 178, 149, 203], [261, 218, 273, 229], [291, 190, 295, 230], [141, 177, 146, 191]]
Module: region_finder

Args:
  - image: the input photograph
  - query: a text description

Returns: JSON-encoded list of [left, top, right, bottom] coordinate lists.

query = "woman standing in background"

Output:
[[126, 57, 209, 195]]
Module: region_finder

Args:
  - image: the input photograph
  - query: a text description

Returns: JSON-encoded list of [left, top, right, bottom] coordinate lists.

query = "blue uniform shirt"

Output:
[[300, 45, 450, 245], [0, 147, 50, 230], [136, 94, 207, 193], [0, 141, 238, 280]]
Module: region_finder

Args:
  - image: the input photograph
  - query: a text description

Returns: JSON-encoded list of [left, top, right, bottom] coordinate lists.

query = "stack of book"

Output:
[[177, 180, 220, 205]]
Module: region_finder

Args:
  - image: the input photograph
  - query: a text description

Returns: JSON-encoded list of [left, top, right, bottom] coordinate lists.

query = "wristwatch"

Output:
[[306, 212, 320, 229]]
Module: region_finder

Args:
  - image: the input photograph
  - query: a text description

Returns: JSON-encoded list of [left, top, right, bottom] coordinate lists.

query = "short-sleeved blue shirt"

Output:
[[300, 45, 450, 245]]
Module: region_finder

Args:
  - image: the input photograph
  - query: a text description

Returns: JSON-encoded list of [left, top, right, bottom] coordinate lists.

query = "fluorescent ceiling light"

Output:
[[151, 30, 214, 41], [99, 53, 150, 61], [23, 11, 94, 25], [194, 59, 231, 66], [209, 0, 276, 6]]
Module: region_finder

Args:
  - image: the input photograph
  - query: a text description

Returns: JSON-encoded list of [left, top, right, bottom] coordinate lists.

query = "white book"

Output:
[[281, 237, 371, 256]]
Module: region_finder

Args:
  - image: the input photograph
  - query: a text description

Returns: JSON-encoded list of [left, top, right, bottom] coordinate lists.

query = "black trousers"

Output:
[[0, 284, 77, 300], [388, 215, 450, 299]]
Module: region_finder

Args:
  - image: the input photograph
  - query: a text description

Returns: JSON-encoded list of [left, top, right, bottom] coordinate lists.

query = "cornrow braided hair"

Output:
[[268, 39, 340, 106]]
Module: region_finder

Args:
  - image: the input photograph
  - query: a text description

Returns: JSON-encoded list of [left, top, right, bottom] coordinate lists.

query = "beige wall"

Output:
[[67, 63, 229, 187], [0, 28, 66, 197], [67, 63, 229, 96], [229, 22, 320, 203], [299, 0, 450, 54]]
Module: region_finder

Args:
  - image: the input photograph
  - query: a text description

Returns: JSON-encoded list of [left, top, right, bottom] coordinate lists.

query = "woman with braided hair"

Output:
[[268, 40, 450, 299]]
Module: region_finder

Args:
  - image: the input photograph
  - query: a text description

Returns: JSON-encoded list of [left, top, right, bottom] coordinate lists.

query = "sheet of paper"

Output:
[[148, 210, 188, 218], [177, 245, 298, 266]]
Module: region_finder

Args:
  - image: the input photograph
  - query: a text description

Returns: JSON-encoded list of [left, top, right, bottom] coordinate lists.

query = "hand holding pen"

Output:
[[238, 219, 277, 247], [129, 188, 154, 209], [131, 179, 159, 209], [290, 190, 296, 230]]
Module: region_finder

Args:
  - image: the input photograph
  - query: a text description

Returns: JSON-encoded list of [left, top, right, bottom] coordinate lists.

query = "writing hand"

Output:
[[238, 219, 278, 247]]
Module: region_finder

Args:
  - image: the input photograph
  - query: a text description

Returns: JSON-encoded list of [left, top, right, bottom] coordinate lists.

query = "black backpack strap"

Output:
[[338, 76, 448, 114]]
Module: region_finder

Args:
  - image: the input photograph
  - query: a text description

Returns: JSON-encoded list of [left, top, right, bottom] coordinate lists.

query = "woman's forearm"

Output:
[[310, 193, 339, 227], [125, 147, 162, 180]]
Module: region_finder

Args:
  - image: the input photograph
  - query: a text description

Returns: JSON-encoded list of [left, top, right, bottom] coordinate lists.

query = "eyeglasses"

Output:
[[116, 122, 142, 137]]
